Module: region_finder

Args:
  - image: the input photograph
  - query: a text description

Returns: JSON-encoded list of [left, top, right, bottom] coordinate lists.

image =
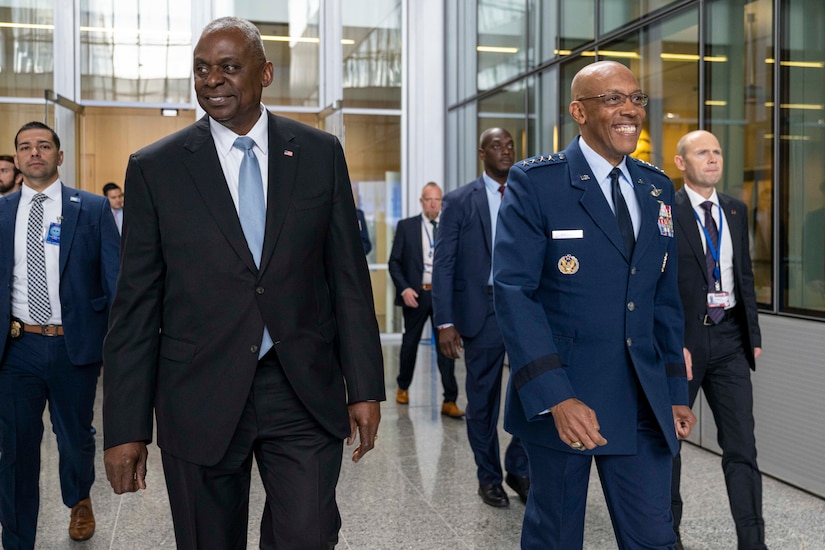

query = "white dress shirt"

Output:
[[684, 184, 737, 308], [211, 103, 270, 213], [12, 181, 64, 325], [420, 213, 439, 286]]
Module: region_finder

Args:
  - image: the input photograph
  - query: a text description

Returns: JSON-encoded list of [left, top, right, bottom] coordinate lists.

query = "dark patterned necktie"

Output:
[[498, 184, 505, 198], [701, 201, 724, 324], [610, 168, 635, 257], [27, 193, 52, 324], [431, 219, 438, 243]]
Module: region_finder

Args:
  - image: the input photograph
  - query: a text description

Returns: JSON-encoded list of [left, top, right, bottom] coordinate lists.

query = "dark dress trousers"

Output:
[[388, 214, 457, 402], [102, 113, 385, 549], [494, 137, 688, 549], [0, 186, 120, 549], [672, 188, 765, 549], [432, 176, 528, 485]]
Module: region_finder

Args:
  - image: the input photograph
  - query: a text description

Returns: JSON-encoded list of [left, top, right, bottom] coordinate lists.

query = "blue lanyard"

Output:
[[692, 205, 724, 285], [423, 217, 435, 257]]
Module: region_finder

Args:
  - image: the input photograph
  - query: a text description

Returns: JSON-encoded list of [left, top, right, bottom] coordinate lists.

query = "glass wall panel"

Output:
[[477, 0, 528, 92], [560, 0, 594, 53], [80, 0, 192, 103], [223, 2, 321, 107], [0, 1, 54, 98], [343, 113, 401, 333], [638, 7, 700, 174], [706, 0, 774, 307], [781, 0, 825, 315], [342, 1, 401, 109], [601, 0, 681, 36]]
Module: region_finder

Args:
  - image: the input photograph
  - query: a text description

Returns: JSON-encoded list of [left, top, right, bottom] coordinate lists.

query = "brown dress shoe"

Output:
[[396, 388, 409, 404], [69, 497, 95, 541], [441, 401, 465, 418]]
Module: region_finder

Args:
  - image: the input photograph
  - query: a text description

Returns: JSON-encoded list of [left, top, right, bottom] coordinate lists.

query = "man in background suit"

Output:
[[389, 182, 463, 418], [0, 154, 22, 196], [433, 128, 529, 508], [493, 61, 695, 549], [101, 182, 124, 235], [671, 130, 765, 550], [102, 17, 384, 549], [0, 122, 120, 548]]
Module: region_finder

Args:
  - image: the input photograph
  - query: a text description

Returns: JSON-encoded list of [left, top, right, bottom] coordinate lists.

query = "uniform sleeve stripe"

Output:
[[513, 354, 563, 390]]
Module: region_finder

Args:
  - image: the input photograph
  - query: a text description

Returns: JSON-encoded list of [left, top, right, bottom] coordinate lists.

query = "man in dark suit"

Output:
[[433, 128, 529, 508], [493, 61, 696, 549], [0, 122, 120, 548], [102, 17, 385, 549], [670, 130, 765, 550], [101, 182, 124, 235], [389, 182, 463, 417]]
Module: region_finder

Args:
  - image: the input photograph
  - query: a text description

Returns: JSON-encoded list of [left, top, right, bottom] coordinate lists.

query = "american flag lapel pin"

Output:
[[283, 150, 294, 157]]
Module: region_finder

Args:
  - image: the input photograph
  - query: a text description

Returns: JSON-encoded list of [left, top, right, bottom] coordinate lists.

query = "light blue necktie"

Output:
[[233, 136, 272, 357]]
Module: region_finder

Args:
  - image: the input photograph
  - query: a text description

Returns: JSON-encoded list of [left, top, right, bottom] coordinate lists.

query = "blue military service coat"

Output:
[[493, 137, 689, 456]]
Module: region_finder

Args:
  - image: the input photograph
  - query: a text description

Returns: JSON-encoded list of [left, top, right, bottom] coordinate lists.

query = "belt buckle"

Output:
[[702, 314, 713, 326], [40, 324, 58, 337]]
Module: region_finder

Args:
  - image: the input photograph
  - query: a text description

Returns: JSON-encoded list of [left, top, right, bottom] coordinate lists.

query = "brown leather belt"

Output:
[[421, 284, 432, 291], [22, 323, 64, 336]]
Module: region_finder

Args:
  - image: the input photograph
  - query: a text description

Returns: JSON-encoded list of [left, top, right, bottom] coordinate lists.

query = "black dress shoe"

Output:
[[478, 483, 509, 508], [505, 473, 530, 503]]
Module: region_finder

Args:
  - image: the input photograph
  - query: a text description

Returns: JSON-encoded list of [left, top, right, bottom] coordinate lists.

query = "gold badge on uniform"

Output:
[[558, 254, 580, 274], [10, 318, 23, 340]]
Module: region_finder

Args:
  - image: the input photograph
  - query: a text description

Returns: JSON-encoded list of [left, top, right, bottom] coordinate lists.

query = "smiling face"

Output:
[[674, 130, 724, 198], [569, 61, 646, 166], [193, 25, 273, 135]]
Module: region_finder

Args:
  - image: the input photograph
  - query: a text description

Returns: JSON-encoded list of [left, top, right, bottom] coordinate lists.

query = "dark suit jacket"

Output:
[[356, 208, 372, 255], [674, 188, 761, 368], [494, 137, 688, 456], [102, 113, 385, 466], [432, 176, 493, 338], [388, 215, 427, 306], [0, 185, 120, 365]]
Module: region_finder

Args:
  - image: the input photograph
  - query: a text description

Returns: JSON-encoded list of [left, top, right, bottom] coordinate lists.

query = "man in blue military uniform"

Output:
[[493, 61, 696, 549]]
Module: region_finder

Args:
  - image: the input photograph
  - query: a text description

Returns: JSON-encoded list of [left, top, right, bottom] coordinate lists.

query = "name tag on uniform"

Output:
[[551, 229, 583, 239], [707, 291, 731, 308]]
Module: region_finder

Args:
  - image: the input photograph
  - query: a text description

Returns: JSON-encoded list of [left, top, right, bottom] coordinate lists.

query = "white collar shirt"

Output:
[[210, 104, 270, 214], [420, 213, 439, 285], [684, 184, 736, 308], [578, 136, 640, 237], [12, 180, 64, 324]]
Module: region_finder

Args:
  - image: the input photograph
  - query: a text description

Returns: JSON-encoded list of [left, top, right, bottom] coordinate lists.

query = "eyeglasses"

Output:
[[577, 92, 649, 108]]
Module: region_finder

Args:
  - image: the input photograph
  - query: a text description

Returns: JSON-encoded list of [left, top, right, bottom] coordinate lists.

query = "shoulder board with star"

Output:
[[516, 153, 569, 171], [628, 156, 667, 176]]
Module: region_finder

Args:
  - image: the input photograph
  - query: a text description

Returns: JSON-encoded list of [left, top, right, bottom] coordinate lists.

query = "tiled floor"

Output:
[[9, 341, 825, 548]]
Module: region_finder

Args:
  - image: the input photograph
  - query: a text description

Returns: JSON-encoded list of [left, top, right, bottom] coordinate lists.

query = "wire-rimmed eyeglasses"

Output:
[[577, 92, 649, 108]]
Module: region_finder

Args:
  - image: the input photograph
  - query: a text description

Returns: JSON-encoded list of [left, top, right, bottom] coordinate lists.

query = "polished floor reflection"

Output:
[[10, 341, 825, 548]]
